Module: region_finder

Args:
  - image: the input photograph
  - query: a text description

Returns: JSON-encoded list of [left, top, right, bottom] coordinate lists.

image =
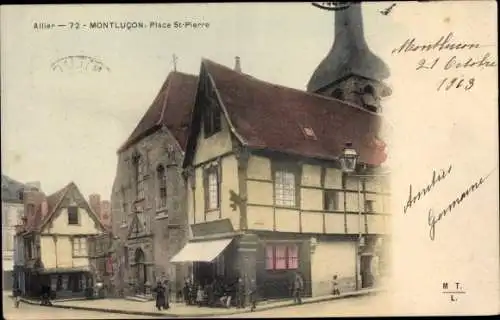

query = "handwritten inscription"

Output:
[[392, 33, 481, 54], [392, 32, 496, 91], [403, 166, 492, 241], [428, 173, 490, 241], [403, 165, 452, 214]]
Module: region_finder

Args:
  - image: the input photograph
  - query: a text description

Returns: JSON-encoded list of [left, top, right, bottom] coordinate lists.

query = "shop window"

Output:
[[265, 244, 299, 271]]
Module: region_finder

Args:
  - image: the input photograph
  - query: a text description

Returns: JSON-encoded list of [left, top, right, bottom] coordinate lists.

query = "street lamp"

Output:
[[339, 142, 387, 291]]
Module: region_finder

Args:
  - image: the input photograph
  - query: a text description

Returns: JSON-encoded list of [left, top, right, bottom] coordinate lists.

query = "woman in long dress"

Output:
[[153, 281, 166, 311]]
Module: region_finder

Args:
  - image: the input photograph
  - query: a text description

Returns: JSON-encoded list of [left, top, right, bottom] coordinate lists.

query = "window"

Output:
[[265, 244, 299, 270], [203, 96, 222, 138], [204, 166, 220, 210], [365, 200, 375, 213], [72, 237, 87, 257], [133, 154, 145, 200], [68, 206, 79, 225], [157, 165, 167, 209], [324, 190, 339, 211], [274, 168, 297, 207]]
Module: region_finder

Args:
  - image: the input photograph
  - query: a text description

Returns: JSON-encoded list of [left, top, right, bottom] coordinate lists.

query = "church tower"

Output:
[[307, 2, 391, 113]]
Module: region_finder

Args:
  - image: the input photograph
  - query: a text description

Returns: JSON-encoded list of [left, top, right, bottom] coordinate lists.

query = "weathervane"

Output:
[[172, 54, 178, 72]]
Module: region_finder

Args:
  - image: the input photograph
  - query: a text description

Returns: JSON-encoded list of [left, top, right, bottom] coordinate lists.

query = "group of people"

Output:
[[182, 276, 258, 311]]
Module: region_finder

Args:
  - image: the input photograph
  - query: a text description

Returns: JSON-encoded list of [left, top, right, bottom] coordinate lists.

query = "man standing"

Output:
[[236, 277, 245, 308], [292, 272, 304, 304]]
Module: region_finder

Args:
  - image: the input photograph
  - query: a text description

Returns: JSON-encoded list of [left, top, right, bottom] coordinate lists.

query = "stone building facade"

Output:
[[110, 71, 198, 297]]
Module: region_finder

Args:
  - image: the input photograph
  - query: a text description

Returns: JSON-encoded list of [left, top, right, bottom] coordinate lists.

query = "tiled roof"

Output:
[[202, 59, 387, 166], [118, 71, 198, 153]]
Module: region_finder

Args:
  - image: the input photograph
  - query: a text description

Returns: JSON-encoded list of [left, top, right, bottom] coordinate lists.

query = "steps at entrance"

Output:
[[125, 294, 154, 302]]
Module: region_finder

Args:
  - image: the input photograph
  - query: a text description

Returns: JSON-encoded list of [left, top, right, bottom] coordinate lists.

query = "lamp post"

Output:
[[339, 142, 389, 291]]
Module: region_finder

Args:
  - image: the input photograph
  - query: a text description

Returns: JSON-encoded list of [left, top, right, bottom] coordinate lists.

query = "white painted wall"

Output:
[[310, 240, 356, 297]]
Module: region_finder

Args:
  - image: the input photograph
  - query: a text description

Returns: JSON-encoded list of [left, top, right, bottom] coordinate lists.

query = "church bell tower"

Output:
[[307, 2, 391, 113]]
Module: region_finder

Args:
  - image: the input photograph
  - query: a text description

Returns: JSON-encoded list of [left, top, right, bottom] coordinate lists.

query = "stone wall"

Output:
[[110, 127, 189, 295]]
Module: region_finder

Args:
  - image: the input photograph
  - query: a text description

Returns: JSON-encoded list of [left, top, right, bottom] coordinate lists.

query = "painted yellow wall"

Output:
[[301, 212, 323, 233], [246, 206, 274, 230], [40, 236, 56, 269], [245, 155, 389, 234], [45, 207, 101, 235], [40, 204, 99, 270], [247, 156, 271, 180], [311, 240, 356, 296], [40, 235, 80, 269], [220, 155, 240, 230], [193, 117, 233, 166], [190, 155, 240, 230]]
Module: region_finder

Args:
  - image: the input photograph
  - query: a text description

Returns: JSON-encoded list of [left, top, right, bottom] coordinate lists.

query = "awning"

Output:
[[170, 238, 233, 263]]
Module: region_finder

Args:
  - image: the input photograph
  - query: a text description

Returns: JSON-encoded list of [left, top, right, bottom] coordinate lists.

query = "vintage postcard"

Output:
[[1, 1, 498, 319]]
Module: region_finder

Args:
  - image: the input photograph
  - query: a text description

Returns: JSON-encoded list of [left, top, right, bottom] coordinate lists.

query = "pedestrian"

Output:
[[163, 279, 171, 309], [206, 279, 215, 307], [196, 282, 204, 307], [248, 279, 257, 312], [153, 280, 166, 311], [332, 274, 340, 295], [13, 287, 21, 308], [292, 272, 304, 304], [236, 277, 245, 308], [182, 278, 191, 305]]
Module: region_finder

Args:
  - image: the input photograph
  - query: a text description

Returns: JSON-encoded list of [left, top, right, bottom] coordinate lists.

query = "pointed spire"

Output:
[[234, 56, 242, 72], [307, 2, 390, 93]]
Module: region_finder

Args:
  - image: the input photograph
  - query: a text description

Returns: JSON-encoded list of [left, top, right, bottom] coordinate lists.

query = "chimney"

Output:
[[25, 181, 41, 191], [100, 200, 111, 226], [234, 56, 242, 72], [23, 187, 46, 220], [89, 194, 101, 216]]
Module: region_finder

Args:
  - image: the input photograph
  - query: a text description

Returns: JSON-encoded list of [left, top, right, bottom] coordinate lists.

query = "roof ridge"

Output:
[[201, 58, 381, 117]]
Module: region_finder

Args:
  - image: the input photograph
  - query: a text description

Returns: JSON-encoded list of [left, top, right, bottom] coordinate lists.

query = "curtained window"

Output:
[[265, 244, 299, 270]]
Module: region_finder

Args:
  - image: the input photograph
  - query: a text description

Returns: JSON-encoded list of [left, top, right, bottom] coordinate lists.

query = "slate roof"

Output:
[[1, 175, 25, 203], [118, 71, 198, 153], [197, 59, 387, 166]]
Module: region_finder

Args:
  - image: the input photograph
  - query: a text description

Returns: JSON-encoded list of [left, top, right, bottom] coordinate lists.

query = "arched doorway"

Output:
[[134, 248, 147, 294]]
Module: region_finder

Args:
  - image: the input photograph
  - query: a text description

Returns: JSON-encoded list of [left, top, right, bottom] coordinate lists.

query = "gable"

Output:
[[184, 65, 239, 168], [40, 182, 105, 234]]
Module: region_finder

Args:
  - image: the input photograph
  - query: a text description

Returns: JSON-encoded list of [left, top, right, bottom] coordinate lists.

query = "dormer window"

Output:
[[301, 126, 317, 140], [204, 96, 222, 138]]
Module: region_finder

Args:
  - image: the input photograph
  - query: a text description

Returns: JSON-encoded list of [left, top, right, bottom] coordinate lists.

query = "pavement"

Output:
[[2, 292, 155, 320], [15, 288, 381, 318]]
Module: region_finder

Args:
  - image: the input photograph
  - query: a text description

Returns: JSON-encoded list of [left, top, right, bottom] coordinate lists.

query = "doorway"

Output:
[[134, 248, 147, 294], [360, 255, 374, 288]]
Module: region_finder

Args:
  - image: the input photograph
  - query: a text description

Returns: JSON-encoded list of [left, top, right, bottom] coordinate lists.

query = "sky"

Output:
[[1, 2, 402, 199], [1, 1, 499, 315]]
